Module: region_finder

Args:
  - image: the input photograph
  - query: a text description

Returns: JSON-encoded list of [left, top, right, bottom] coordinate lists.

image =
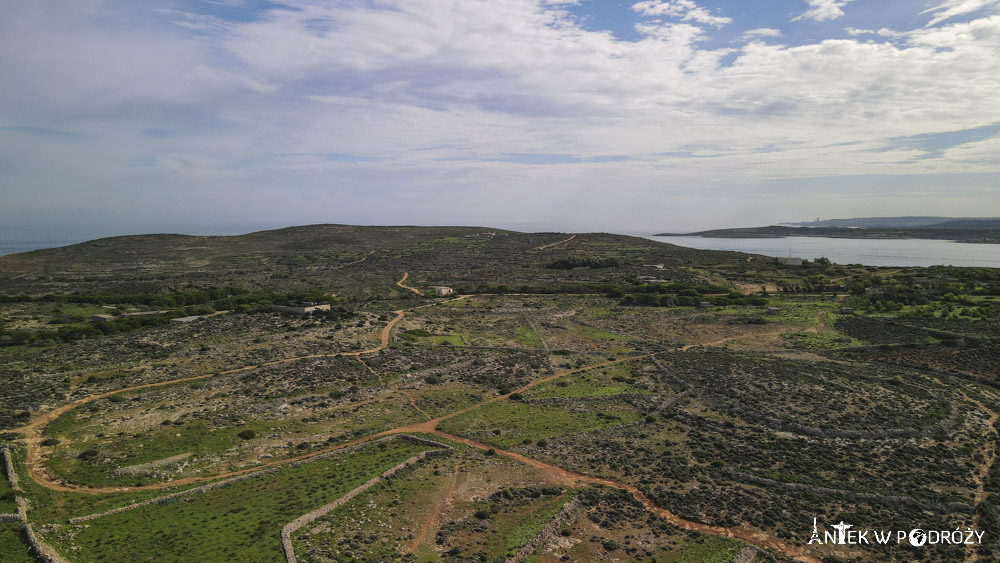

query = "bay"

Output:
[[642, 235, 1000, 268]]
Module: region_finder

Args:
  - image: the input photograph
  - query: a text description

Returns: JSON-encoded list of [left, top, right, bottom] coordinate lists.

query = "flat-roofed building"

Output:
[[271, 303, 331, 315], [121, 310, 169, 318]]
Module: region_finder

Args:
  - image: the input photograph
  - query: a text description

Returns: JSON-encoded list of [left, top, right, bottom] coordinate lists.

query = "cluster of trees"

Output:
[[0, 287, 335, 311], [842, 275, 999, 313], [0, 314, 175, 346], [621, 287, 767, 308], [545, 256, 622, 269], [452, 281, 734, 298], [452, 282, 625, 295], [0, 287, 349, 346]]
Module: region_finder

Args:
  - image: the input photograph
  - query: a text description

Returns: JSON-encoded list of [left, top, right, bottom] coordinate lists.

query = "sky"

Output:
[[1, 0, 999, 235]]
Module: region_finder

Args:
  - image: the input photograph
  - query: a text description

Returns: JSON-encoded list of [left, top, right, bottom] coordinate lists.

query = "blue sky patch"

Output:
[[880, 123, 1000, 159]]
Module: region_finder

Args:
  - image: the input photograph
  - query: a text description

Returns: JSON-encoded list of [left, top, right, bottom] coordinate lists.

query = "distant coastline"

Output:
[[656, 225, 1000, 244], [644, 235, 1000, 268], [0, 222, 297, 256]]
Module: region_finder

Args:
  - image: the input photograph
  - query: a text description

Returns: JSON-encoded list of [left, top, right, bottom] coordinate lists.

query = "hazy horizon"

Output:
[[2, 1, 999, 232]]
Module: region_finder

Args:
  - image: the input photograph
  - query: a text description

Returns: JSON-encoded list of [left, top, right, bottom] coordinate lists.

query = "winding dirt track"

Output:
[[17, 299, 408, 494], [13, 280, 833, 561], [428, 429, 819, 563], [332, 249, 376, 270], [405, 457, 462, 555], [954, 388, 999, 563], [533, 234, 576, 250], [395, 272, 423, 295]]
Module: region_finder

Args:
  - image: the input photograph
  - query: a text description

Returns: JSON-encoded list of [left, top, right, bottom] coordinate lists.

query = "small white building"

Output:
[[434, 287, 454, 297], [776, 257, 804, 266], [271, 303, 332, 315]]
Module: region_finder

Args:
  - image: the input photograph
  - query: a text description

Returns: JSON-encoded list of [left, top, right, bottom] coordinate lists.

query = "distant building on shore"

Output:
[[434, 287, 454, 297], [776, 257, 804, 266], [271, 303, 331, 315]]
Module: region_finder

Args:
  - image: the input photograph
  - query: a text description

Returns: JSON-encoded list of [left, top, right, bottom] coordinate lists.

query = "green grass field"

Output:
[[526, 362, 651, 399], [412, 385, 486, 418], [52, 438, 436, 562], [659, 535, 750, 562], [0, 522, 36, 563], [498, 493, 573, 559], [290, 456, 454, 561], [438, 400, 642, 449], [0, 460, 17, 514]]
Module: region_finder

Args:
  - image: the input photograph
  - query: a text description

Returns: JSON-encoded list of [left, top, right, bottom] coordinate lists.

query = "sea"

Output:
[[0, 222, 294, 257], [2, 225, 999, 268], [641, 235, 1000, 268]]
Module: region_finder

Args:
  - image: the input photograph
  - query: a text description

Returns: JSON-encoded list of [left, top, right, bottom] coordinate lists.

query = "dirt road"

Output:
[[533, 234, 576, 250], [396, 272, 423, 295], [13, 286, 828, 561], [428, 429, 820, 563]]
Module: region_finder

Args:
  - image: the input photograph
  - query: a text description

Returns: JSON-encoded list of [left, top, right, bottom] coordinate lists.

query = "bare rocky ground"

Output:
[[1, 226, 998, 562]]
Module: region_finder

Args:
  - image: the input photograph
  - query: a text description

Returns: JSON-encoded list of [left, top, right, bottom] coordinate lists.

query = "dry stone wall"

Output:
[[23, 521, 69, 563], [2, 446, 20, 491], [280, 436, 453, 563], [70, 436, 400, 523], [508, 497, 582, 562]]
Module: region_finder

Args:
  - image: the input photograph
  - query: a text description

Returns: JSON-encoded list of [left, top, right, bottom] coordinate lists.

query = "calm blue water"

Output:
[[644, 235, 1000, 268], [0, 222, 295, 257]]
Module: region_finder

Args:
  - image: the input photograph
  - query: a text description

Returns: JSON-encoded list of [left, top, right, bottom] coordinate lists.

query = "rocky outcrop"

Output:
[[726, 469, 973, 514], [731, 545, 760, 563], [113, 452, 193, 476]]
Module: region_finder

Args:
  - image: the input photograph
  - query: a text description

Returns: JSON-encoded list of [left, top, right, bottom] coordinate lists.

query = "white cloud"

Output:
[[794, 0, 855, 22], [921, 0, 1000, 27], [845, 27, 905, 38], [2, 0, 1000, 231], [742, 28, 784, 41], [632, 0, 732, 28]]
